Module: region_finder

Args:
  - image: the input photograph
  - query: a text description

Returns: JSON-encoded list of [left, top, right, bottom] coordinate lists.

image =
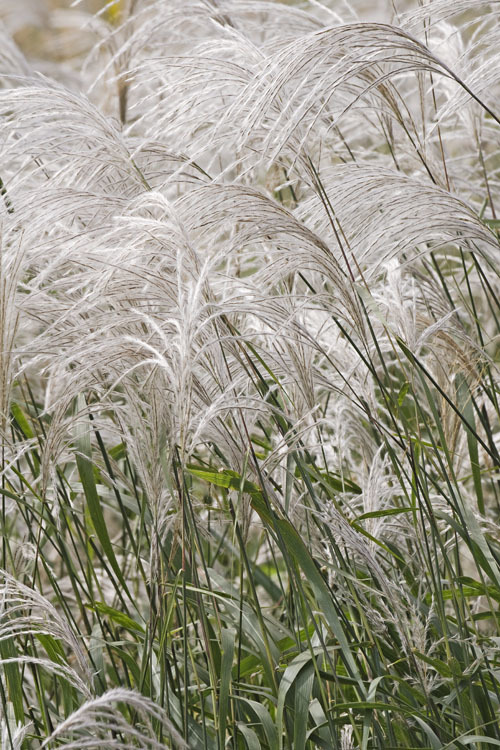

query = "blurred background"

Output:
[[0, 0, 398, 70]]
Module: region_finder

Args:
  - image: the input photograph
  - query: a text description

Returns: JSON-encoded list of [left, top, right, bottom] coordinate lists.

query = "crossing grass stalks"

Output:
[[1, 0, 500, 747]]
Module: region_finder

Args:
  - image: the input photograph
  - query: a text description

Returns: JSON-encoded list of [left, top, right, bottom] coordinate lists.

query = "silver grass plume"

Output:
[[40, 688, 188, 749]]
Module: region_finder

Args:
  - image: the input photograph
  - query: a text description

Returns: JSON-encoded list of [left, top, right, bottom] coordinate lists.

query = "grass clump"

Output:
[[1, 0, 500, 747]]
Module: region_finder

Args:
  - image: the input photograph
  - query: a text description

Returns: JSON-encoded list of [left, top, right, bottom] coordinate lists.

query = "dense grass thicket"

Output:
[[2, 0, 500, 747]]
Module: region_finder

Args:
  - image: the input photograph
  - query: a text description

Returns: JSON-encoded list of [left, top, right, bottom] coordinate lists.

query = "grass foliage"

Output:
[[1, 0, 500, 747]]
